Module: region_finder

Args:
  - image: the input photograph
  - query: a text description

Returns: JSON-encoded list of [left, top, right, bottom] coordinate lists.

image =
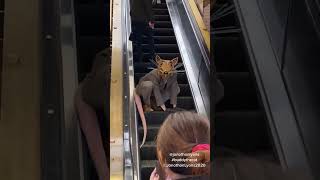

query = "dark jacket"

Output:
[[130, 0, 154, 22]]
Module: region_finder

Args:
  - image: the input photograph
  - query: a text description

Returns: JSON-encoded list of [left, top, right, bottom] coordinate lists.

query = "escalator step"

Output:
[[155, 15, 170, 21], [173, 97, 195, 109], [179, 84, 192, 96], [154, 21, 172, 28], [143, 36, 177, 44], [211, 27, 241, 37], [153, 3, 167, 9], [142, 52, 181, 60], [139, 126, 159, 143], [214, 111, 271, 152], [137, 111, 198, 128], [153, 28, 175, 36], [139, 111, 173, 125], [213, 36, 248, 72], [141, 160, 157, 180], [133, 96, 194, 110], [216, 72, 259, 111], [140, 141, 157, 160], [136, 44, 179, 53], [153, 8, 169, 15], [212, 11, 237, 28]]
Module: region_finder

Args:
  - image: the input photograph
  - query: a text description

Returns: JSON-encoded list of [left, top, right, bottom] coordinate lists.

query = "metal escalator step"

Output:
[[215, 111, 271, 152], [153, 28, 174, 36], [143, 36, 177, 44], [153, 3, 167, 9], [179, 84, 192, 96], [212, 11, 237, 28], [136, 44, 179, 53], [141, 111, 173, 125], [216, 72, 259, 111], [141, 160, 157, 180], [142, 52, 181, 60], [175, 96, 194, 109], [139, 126, 159, 143], [154, 21, 173, 28], [213, 36, 248, 72], [155, 15, 170, 21], [212, 26, 241, 37], [134, 73, 188, 85], [137, 110, 199, 127], [141, 159, 157, 167], [140, 141, 157, 160], [132, 93, 194, 110], [153, 8, 169, 15]]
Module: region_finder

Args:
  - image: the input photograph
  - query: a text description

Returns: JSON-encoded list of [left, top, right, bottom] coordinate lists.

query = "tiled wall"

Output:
[[203, 1, 210, 30], [195, 0, 210, 30]]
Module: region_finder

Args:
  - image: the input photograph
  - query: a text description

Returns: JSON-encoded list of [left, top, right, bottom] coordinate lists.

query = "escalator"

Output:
[[212, 0, 277, 159], [132, 3, 196, 179]]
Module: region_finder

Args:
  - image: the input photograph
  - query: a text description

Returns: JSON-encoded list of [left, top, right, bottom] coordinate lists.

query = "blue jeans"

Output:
[[132, 20, 155, 62]]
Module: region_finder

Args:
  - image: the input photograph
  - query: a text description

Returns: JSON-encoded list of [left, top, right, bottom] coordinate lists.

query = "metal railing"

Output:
[[122, 0, 140, 179], [167, 0, 210, 119]]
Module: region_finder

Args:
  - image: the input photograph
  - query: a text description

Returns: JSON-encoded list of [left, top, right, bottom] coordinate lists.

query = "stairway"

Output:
[[133, 3, 196, 180], [212, 0, 276, 157]]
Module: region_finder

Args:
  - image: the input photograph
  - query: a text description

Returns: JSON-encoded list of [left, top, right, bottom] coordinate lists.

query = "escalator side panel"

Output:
[[233, 0, 311, 174]]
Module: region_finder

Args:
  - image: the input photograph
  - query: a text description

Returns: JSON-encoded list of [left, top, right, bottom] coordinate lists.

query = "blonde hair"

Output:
[[156, 111, 210, 176]]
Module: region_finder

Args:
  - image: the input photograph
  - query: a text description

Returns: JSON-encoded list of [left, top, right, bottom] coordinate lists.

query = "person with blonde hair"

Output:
[[150, 111, 210, 179]]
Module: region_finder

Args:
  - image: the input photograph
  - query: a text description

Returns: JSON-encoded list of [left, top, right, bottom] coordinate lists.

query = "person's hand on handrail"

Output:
[[149, 21, 155, 29]]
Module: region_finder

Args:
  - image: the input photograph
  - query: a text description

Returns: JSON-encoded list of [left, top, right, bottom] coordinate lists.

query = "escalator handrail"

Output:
[[167, 0, 210, 119], [122, 0, 140, 179]]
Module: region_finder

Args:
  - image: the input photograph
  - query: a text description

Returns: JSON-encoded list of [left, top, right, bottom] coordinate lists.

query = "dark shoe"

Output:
[[129, 32, 136, 41]]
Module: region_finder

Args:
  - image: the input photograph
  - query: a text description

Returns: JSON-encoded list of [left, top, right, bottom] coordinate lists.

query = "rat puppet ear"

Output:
[[155, 55, 162, 65], [171, 57, 178, 66]]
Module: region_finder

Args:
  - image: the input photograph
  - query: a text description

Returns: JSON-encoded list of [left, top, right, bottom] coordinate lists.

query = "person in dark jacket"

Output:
[[74, 48, 110, 180], [130, 0, 155, 62]]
